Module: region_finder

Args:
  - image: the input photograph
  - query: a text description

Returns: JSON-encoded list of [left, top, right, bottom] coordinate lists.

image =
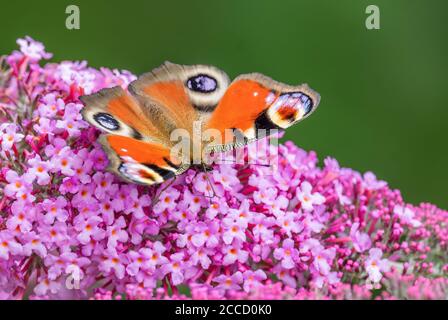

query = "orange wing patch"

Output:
[[100, 135, 183, 185], [143, 81, 190, 114], [205, 79, 277, 142], [105, 94, 152, 136], [277, 106, 298, 121], [106, 135, 180, 168], [140, 80, 195, 130], [203, 73, 320, 152], [80, 86, 166, 143]]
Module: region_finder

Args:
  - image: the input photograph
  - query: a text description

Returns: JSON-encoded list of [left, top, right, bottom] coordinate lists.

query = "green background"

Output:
[[1, 0, 446, 208]]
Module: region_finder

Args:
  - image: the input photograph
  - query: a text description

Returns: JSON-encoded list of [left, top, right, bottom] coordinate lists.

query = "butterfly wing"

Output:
[[98, 134, 187, 185], [203, 73, 320, 152], [80, 86, 185, 185], [128, 61, 231, 130]]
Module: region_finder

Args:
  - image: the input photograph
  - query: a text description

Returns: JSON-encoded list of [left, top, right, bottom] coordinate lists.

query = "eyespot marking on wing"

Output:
[[267, 92, 314, 129], [186, 74, 218, 93], [118, 162, 165, 185], [93, 112, 120, 131], [129, 62, 231, 114]]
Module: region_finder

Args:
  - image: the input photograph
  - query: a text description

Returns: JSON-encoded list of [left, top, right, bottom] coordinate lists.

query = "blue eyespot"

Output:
[[187, 74, 217, 93], [93, 113, 120, 131], [290, 92, 313, 115]]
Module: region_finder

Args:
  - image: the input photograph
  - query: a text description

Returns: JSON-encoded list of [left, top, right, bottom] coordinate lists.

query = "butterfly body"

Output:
[[80, 62, 320, 186]]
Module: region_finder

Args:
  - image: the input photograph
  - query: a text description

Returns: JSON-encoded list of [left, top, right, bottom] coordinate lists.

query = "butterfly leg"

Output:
[[201, 164, 217, 200]]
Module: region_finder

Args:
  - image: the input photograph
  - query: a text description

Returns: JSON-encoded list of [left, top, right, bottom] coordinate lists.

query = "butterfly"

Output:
[[80, 62, 320, 186]]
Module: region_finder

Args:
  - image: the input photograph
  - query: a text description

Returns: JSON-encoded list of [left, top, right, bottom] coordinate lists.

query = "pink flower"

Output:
[[59, 176, 81, 194], [213, 271, 243, 290], [276, 211, 303, 237], [296, 181, 326, 211], [45, 252, 89, 280], [99, 198, 116, 226], [75, 216, 105, 244], [162, 252, 186, 285], [205, 201, 229, 219], [350, 222, 372, 253], [89, 148, 108, 170], [39, 222, 69, 246], [242, 270, 267, 292], [334, 181, 351, 205], [100, 252, 126, 279], [72, 184, 95, 206], [33, 278, 60, 296], [365, 248, 390, 283], [212, 166, 240, 190], [274, 239, 299, 269], [23, 232, 48, 257], [36, 93, 65, 118], [252, 214, 275, 243], [192, 172, 223, 197], [44, 138, 66, 158], [190, 247, 212, 269], [1, 124, 24, 151], [4, 170, 33, 198], [191, 221, 220, 248], [33, 117, 54, 135], [17, 36, 52, 61], [144, 241, 169, 269], [27, 156, 52, 186], [42, 197, 68, 224], [270, 194, 289, 216], [314, 271, 340, 289], [180, 189, 205, 213], [125, 242, 168, 280], [393, 205, 421, 227], [6, 201, 35, 233], [72, 154, 93, 184], [253, 187, 278, 206], [106, 216, 129, 250], [53, 147, 75, 176], [0, 231, 23, 259], [363, 172, 387, 190], [92, 172, 116, 200], [126, 249, 150, 277], [123, 187, 151, 219], [153, 188, 180, 214], [311, 244, 336, 276], [222, 216, 247, 245], [222, 241, 248, 265], [275, 266, 298, 288], [226, 199, 251, 227]]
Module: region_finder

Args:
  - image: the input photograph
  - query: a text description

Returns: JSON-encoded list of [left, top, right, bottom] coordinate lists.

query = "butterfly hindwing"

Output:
[[98, 134, 187, 185], [80, 86, 186, 185]]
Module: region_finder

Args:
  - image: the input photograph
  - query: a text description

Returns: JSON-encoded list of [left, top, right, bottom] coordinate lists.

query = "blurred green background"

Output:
[[0, 0, 446, 208]]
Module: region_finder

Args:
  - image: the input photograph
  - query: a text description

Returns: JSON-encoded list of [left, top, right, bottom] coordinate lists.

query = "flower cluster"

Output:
[[92, 272, 448, 300], [0, 37, 447, 300]]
